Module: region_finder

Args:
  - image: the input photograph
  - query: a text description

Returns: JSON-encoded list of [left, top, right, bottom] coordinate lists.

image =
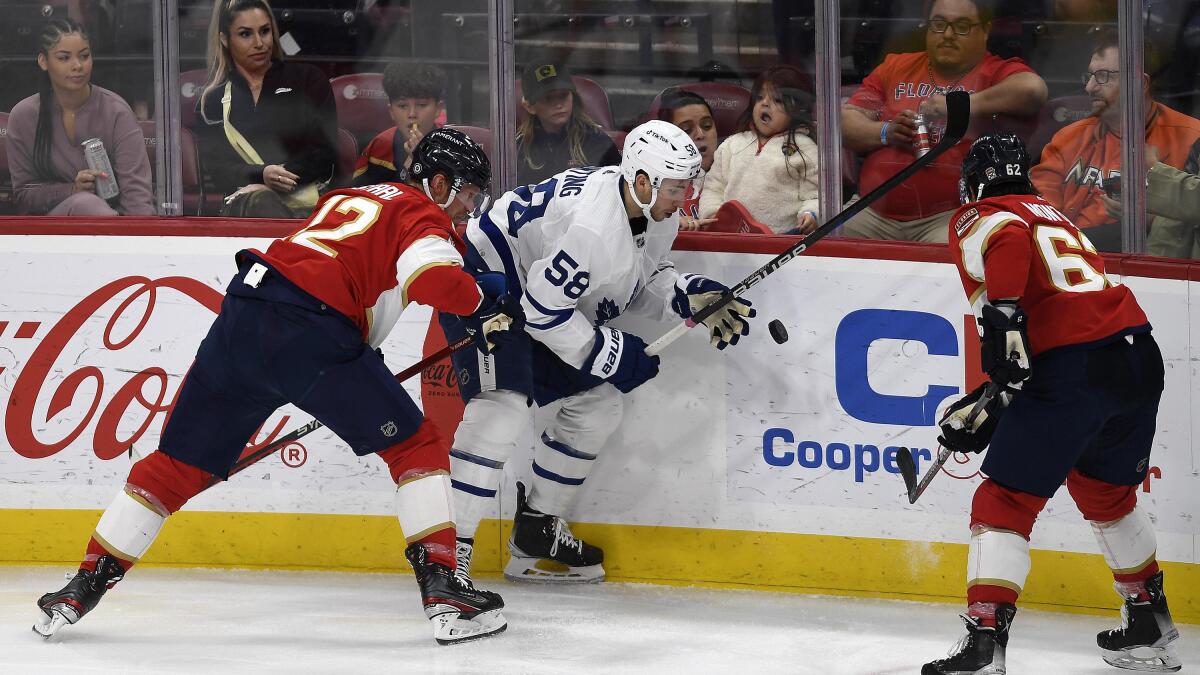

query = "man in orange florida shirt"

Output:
[[841, 0, 1047, 243], [1031, 28, 1200, 252]]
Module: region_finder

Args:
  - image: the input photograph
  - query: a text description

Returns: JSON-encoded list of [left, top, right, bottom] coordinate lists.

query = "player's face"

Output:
[[926, 0, 989, 74], [649, 178, 693, 220], [752, 83, 792, 139], [525, 89, 574, 134], [447, 183, 488, 222], [1084, 47, 1120, 120], [670, 104, 718, 171], [38, 33, 92, 95], [224, 9, 274, 75], [389, 97, 444, 136]]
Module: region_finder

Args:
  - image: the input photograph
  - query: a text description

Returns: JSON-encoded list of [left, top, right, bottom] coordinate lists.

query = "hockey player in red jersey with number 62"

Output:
[[922, 134, 1181, 674], [33, 128, 521, 646]]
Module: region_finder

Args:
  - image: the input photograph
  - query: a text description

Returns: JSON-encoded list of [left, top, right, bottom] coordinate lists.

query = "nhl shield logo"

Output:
[[381, 421, 398, 437]]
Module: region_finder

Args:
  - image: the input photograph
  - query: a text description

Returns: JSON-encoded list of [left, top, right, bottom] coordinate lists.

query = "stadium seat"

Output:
[[648, 82, 752, 139], [445, 125, 494, 168], [335, 128, 358, 188], [330, 73, 392, 148], [606, 129, 627, 155], [179, 69, 210, 130], [708, 200, 775, 235], [1028, 95, 1093, 163], [0, 111, 11, 214], [516, 75, 616, 130], [138, 121, 208, 215]]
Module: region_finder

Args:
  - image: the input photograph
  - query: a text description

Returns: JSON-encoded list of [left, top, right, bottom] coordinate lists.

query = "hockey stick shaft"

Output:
[[647, 90, 971, 356], [906, 381, 998, 503], [205, 333, 475, 488]]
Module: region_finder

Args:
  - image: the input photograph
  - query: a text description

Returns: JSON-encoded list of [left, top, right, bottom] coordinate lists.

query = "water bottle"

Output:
[[81, 138, 120, 200]]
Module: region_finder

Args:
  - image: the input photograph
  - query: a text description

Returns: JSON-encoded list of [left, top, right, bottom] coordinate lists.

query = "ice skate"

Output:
[[922, 604, 1016, 675], [405, 542, 506, 645], [1097, 571, 1181, 672], [504, 481, 604, 583], [454, 537, 476, 588], [33, 555, 126, 639]]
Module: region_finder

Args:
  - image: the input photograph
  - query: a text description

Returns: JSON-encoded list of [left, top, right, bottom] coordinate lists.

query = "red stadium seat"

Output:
[[0, 111, 12, 214], [138, 121, 208, 215], [330, 73, 392, 147], [648, 82, 752, 139], [1028, 95, 1093, 163], [516, 75, 616, 130], [335, 127, 358, 187], [606, 129, 627, 155], [708, 200, 774, 235], [179, 69, 210, 130]]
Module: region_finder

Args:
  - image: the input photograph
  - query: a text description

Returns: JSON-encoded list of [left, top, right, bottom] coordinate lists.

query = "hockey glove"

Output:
[[936, 383, 1011, 454], [465, 272, 525, 354], [671, 274, 756, 350], [979, 300, 1031, 388], [584, 327, 660, 393]]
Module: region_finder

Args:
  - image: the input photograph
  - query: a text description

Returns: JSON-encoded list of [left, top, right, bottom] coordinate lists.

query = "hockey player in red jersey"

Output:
[[33, 128, 521, 645], [922, 134, 1181, 674]]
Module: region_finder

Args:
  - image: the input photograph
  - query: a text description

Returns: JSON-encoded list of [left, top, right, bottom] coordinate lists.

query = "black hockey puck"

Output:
[[768, 319, 788, 344]]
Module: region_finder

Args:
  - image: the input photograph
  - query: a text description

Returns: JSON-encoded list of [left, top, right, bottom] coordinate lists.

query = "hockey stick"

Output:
[[646, 90, 971, 356], [895, 381, 999, 504], [200, 333, 475, 488]]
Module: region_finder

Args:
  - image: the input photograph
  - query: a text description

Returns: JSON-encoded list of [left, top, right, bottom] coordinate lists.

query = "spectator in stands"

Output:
[[1143, 142, 1200, 259], [195, 0, 337, 218], [7, 18, 154, 216], [353, 63, 446, 187], [698, 65, 819, 235], [1031, 29, 1200, 252], [657, 88, 720, 231], [516, 59, 620, 186], [841, 0, 1047, 242]]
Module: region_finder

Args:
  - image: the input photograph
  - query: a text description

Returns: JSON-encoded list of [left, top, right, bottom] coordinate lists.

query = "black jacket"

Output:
[[196, 61, 337, 193], [516, 121, 621, 186]]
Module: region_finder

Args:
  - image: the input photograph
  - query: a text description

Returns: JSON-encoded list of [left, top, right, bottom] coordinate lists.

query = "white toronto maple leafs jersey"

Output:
[[465, 166, 683, 368]]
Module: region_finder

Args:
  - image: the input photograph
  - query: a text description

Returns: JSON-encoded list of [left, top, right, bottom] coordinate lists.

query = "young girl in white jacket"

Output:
[[699, 66, 820, 234]]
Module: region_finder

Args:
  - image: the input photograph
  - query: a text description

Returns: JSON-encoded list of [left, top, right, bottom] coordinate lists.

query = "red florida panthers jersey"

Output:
[[256, 182, 478, 346], [948, 194, 1149, 355]]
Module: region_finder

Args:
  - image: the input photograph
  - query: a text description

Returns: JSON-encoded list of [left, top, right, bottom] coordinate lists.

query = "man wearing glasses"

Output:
[[842, 0, 1048, 243], [1031, 28, 1200, 252]]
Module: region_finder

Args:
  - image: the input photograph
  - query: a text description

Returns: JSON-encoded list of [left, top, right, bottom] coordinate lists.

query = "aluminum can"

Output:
[[912, 114, 932, 158], [81, 138, 120, 200]]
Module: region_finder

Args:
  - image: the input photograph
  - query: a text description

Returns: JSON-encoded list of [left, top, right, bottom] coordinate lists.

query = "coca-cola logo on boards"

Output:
[[5, 276, 289, 461]]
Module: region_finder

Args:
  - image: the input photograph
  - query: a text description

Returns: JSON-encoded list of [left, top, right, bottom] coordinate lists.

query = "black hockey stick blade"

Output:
[[895, 447, 919, 502]]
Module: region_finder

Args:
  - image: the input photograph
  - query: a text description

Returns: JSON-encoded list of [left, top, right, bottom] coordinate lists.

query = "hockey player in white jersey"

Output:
[[439, 120, 755, 583]]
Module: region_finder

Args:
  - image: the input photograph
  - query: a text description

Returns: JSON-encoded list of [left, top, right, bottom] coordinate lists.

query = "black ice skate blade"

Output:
[[895, 446, 918, 502]]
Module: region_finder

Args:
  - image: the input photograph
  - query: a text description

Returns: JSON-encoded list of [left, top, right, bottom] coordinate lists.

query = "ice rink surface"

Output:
[[1, 566, 1196, 674]]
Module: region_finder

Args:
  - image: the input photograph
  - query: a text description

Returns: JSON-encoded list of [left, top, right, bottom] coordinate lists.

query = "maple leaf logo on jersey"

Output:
[[595, 297, 621, 326]]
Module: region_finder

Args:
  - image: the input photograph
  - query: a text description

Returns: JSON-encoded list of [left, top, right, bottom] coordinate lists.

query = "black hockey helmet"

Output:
[[959, 133, 1034, 205], [409, 127, 492, 215]]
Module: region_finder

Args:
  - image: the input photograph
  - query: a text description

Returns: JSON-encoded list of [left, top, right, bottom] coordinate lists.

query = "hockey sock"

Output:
[[449, 390, 527, 539], [528, 432, 596, 516], [1066, 469, 1159, 591], [380, 419, 457, 569], [81, 451, 212, 572], [966, 479, 1047, 607]]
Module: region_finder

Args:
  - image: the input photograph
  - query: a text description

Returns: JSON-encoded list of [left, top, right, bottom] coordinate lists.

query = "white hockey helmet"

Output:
[[621, 120, 702, 220]]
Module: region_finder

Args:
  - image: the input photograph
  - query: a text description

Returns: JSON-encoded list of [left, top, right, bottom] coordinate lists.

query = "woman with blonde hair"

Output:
[[195, 0, 337, 218], [516, 59, 619, 186], [7, 18, 154, 215]]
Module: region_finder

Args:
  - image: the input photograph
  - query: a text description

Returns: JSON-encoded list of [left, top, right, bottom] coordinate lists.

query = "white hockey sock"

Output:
[[450, 447, 504, 539], [967, 527, 1031, 597], [93, 486, 169, 562], [528, 431, 596, 516], [1090, 505, 1158, 576], [449, 390, 526, 539], [395, 471, 455, 543]]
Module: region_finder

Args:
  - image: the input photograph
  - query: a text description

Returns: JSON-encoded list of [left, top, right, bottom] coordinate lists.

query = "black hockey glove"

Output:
[[466, 272, 525, 354], [936, 383, 1010, 454], [671, 274, 756, 350], [979, 300, 1031, 388]]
